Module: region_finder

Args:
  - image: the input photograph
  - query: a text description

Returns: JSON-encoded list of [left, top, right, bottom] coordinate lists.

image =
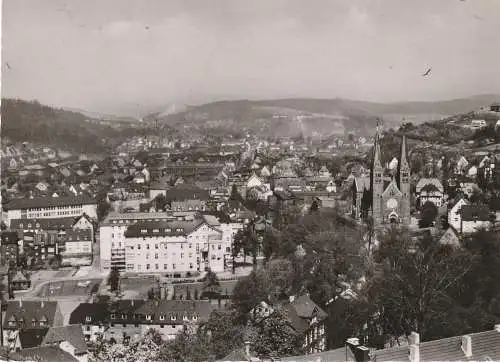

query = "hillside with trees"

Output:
[[1, 99, 154, 154]]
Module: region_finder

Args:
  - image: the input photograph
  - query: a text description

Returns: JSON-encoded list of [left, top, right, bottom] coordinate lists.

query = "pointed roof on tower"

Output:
[[373, 128, 383, 170], [399, 134, 409, 170]]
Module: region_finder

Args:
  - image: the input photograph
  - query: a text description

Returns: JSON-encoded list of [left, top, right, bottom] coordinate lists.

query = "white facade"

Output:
[[7, 203, 97, 225], [448, 198, 468, 232], [125, 222, 227, 274], [99, 212, 241, 273]]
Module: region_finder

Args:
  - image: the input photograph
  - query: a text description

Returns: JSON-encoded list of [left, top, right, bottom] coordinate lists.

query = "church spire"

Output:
[[400, 134, 409, 169], [373, 121, 383, 169]]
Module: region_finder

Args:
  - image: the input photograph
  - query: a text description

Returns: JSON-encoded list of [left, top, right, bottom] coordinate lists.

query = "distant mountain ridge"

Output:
[[147, 94, 500, 137], [61, 107, 139, 123]]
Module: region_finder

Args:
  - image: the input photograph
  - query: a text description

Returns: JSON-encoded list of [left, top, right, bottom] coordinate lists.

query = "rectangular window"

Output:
[[146, 264, 150, 270], [138, 244, 141, 250], [147, 244, 150, 249], [173, 264, 176, 269], [180, 253, 184, 259], [155, 264, 159, 270], [164, 264, 167, 269], [155, 244, 159, 249], [155, 253, 158, 259]]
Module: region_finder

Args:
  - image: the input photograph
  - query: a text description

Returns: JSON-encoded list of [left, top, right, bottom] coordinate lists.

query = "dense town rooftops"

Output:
[[4, 195, 97, 210]]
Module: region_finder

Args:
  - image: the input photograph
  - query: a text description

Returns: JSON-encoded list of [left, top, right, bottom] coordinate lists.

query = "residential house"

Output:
[[0, 231, 20, 267], [10, 271, 31, 291], [9, 346, 79, 362], [60, 230, 93, 266], [106, 300, 212, 342], [460, 182, 480, 199], [455, 156, 469, 175], [41, 324, 88, 362], [448, 198, 469, 231], [460, 204, 491, 234], [3, 300, 64, 346], [250, 295, 327, 355], [438, 227, 461, 247], [416, 178, 444, 207], [69, 303, 107, 342]]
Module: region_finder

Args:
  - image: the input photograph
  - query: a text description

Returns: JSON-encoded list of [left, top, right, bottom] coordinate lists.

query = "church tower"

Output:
[[371, 130, 384, 225], [397, 135, 411, 224]]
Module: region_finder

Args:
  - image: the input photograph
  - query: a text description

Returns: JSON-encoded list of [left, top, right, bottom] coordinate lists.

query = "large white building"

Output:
[[4, 195, 98, 227], [99, 211, 242, 273]]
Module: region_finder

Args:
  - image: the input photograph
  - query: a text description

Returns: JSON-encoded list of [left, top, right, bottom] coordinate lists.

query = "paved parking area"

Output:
[[36, 278, 102, 298]]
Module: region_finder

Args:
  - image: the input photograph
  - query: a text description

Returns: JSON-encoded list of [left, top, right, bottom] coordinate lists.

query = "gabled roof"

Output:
[[42, 324, 88, 355], [19, 328, 49, 349], [381, 179, 402, 198], [3, 301, 59, 330], [10, 346, 79, 362], [460, 204, 490, 221], [353, 176, 370, 192], [283, 295, 327, 334], [416, 178, 444, 193], [12, 271, 29, 283]]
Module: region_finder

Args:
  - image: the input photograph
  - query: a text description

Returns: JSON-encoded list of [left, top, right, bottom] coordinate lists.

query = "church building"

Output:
[[352, 133, 411, 226]]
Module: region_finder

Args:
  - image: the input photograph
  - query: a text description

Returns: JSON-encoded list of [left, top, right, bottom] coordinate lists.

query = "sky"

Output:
[[2, 0, 500, 116]]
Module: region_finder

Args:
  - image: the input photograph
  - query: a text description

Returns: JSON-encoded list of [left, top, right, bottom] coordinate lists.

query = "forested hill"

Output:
[[1, 99, 139, 153]]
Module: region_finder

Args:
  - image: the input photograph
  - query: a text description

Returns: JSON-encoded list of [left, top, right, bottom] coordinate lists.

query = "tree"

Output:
[[248, 307, 303, 358], [202, 269, 222, 300], [419, 201, 438, 228], [204, 310, 245, 359], [232, 229, 244, 274], [310, 199, 320, 213], [108, 267, 120, 293], [154, 194, 167, 211], [364, 227, 472, 343], [97, 200, 111, 221], [158, 324, 213, 362], [232, 270, 269, 323]]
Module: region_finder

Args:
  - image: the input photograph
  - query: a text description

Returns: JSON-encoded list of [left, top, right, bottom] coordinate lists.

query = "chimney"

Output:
[[494, 324, 500, 333], [409, 345, 420, 362], [461, 335, 472, 358], [289, 295, 295, 303], [245, 341, 251, 357], [408, 332, 420, 362], [346, 338, 369, 362], [409, 332, 420, 345]]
